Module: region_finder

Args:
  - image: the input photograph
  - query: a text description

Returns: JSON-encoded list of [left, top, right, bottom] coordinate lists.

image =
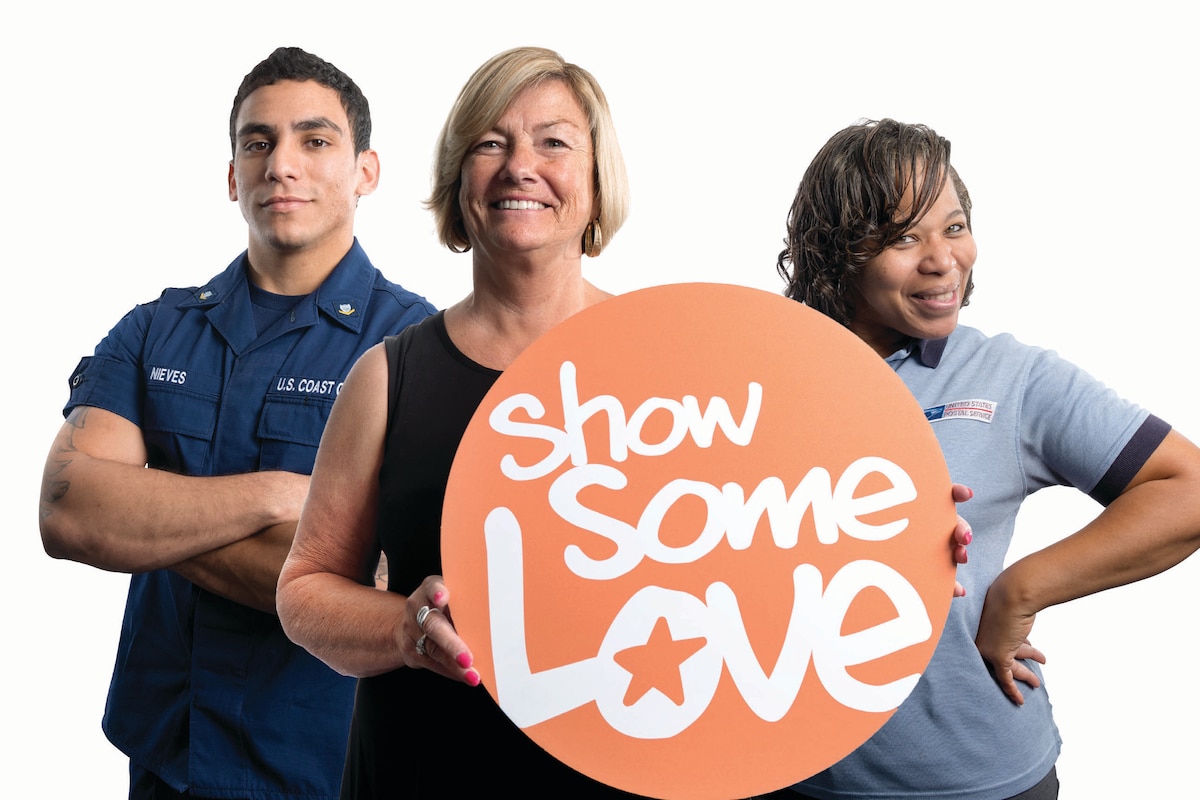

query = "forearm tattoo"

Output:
[[39, 407, 88, 520]]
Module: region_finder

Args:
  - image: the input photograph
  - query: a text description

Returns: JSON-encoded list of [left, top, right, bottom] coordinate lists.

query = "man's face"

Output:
[[228, 79, 378, 267]]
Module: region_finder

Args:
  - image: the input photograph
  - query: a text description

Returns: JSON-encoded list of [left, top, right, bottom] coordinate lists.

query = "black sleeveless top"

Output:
[[340, 312, 640, 798]]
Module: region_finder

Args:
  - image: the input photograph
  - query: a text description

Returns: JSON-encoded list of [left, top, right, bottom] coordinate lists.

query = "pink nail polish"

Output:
[[432, 590, 446, 603], [465, 670, 480, 687], [456, 653, 473, 669], [964, 529, 973, 544]]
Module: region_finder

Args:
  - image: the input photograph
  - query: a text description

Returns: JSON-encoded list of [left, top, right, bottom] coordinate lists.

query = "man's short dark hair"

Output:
[[229, 47, 371, 156]]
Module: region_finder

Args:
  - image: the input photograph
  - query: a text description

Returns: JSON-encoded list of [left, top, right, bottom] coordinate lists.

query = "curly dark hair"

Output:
[[229, 47, 372, 156], [776, 119, 973, 327]]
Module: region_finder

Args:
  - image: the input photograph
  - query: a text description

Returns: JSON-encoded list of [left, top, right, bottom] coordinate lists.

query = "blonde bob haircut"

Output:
[[426, 46, 630, 255]]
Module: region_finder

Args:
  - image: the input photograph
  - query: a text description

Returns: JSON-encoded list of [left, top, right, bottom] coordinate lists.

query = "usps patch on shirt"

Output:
[[924, 399, 997, 424]]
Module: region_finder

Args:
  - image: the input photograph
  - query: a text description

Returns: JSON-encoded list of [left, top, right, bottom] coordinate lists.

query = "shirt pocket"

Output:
[[257, 394, 335, 473], [143, 370, 221, 472]]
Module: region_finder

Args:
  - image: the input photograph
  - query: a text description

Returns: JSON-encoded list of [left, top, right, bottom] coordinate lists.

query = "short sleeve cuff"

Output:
[[65, 355, 144, 427], [1089, 414, 1171, 506]]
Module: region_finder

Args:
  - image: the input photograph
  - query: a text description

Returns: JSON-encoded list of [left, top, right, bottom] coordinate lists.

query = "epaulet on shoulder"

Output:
[[372, 280, 436, 314]]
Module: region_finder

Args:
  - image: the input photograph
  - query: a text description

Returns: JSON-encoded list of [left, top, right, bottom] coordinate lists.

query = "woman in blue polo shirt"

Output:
[[772, 118, 1200, 800]]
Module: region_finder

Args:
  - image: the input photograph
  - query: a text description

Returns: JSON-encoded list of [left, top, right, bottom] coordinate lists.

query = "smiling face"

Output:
[[849, 175, 977, 356], [228, 79, 379, 271], [457, 80, 595, 266]]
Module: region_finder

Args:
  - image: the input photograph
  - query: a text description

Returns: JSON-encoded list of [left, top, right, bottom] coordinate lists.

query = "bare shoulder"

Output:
[[315, 344, 390, 466], [344, 341, 390, 395], [332, 342, 392, 417]]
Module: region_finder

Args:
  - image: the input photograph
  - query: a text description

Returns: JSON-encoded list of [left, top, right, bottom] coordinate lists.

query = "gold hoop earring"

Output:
[[582, 219, 603, 258]]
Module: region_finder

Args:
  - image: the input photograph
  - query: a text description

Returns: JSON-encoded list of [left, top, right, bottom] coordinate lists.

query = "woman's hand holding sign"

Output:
[[951, 483, 973, 597], [406, 577, 479, 687]]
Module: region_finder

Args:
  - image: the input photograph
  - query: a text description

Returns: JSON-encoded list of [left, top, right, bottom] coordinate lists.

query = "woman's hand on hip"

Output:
[[975, 571, 1047, 705]]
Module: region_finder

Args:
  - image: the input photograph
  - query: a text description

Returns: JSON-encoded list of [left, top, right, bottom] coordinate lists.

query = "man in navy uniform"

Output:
[[39, 47, 433, 800]]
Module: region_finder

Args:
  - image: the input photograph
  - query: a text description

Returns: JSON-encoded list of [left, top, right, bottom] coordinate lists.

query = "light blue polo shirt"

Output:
[[795, 324, 1168, 800]]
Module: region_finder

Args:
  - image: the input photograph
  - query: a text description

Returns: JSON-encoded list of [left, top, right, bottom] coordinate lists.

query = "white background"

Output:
[[4, 1, 1197, 797]]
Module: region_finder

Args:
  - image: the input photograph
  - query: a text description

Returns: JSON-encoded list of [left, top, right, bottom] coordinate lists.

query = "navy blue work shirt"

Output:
[[64, 240, 434, 799]]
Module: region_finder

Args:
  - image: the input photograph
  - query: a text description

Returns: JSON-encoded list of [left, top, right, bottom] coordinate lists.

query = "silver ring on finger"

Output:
[[415, 634, 428, 657], [416, 605, 441, 632]]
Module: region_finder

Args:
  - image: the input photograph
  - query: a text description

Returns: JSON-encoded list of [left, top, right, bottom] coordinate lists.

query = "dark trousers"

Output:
[[752, 765, 1059, 800]]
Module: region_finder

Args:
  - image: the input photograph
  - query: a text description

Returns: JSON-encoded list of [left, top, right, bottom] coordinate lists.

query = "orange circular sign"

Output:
[[443, 283, 955, 799]]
